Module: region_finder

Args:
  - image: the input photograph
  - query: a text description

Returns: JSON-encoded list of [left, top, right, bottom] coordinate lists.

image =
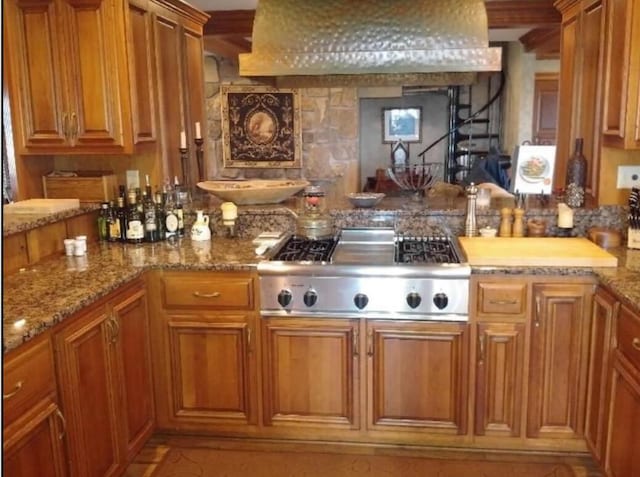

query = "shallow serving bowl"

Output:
[[346, 192, 385, 208], [197, 179, 309, 205]]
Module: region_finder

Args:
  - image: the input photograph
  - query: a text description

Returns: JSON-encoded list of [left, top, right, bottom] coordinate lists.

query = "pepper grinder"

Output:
[[464, 182, 478, 237], [499, 207, 513, 237], [512, 208, 525, 237]]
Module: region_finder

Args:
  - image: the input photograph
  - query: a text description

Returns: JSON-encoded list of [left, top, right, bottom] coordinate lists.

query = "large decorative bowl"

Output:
[[197, 179, 309, 205], [346, 192, 385, 208]]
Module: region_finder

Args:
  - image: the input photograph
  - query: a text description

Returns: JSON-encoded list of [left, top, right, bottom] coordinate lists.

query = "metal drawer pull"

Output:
[[489, 299, 517, 305], [478, 335, 486, 363], [353, 329, 359, 357], [633, 337, 640, 351], [193, 291, 221, 298], [55, 408, 67, 440], [534, 296, 541, 328], [247, 327, 252, 353], [3, 381, 24, 400], [367, 329, 374, 357]]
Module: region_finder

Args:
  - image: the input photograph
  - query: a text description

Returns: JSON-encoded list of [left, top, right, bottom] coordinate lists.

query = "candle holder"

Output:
[[194, 137, 204, 183], [179, 147, 190, 189]]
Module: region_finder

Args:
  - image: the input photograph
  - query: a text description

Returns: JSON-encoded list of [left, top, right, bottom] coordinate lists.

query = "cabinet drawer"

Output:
[[161, 273, 254, 310], [617, 304, 640, 371], [476, 281, 528, 318], [3, 337, 56, 425]]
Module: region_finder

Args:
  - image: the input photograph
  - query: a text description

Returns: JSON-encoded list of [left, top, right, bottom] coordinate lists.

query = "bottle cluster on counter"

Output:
[[98, 175, 185, 244]]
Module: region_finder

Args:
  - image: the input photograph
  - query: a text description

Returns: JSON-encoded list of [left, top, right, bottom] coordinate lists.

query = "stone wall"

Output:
[[204, 56, 359, 201]]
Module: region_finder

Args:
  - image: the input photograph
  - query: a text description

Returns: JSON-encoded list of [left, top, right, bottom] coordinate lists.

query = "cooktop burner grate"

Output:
[[395, 236, 461, 264], [270, 236, 338, 262]]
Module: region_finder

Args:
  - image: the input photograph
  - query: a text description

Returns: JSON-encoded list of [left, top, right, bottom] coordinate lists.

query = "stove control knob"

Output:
[[277, 289, 293, 308], [303, 290, 318, 307], [354, 293, 369, 310], [433, 292, 449, 310], [406, 292, 422, 309]]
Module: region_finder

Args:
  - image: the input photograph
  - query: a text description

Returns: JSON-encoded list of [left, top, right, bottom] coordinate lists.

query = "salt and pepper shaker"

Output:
[[464, 182, 478, 237], [512, 208, 525, 237], [499, 207, 513, 237]]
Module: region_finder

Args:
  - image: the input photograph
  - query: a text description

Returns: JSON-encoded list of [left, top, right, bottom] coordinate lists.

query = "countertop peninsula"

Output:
[[3, 234, 639, 354]]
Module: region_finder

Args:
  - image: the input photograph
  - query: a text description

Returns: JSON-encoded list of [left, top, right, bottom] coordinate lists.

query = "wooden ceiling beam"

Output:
[[203, 10, 254, 37], [485, 0, 561, 28], [519, 27, 560, 59]]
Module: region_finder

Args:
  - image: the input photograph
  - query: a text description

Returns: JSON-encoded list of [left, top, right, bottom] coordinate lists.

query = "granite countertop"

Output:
[[3, 235, 639, 355], [3, 203, 102, 236]]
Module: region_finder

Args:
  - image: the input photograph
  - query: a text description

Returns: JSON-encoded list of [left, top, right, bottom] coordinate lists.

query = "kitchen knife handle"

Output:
[[633, 338, 640, 352], [193, 291, 221, 298]]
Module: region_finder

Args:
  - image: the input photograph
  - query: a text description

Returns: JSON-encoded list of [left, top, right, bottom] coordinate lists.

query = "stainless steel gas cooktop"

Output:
[[258, 228, 470, 320]]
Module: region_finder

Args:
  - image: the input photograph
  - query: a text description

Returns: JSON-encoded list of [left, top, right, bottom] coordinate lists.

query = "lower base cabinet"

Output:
[[55, 279, 153, 476], [605, 303, 640, 477], [367, 321, 468, 435]]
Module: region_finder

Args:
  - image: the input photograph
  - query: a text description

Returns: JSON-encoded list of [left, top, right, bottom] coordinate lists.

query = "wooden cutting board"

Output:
[[3, 198, 80, 215], [458, 237, 618, 267]]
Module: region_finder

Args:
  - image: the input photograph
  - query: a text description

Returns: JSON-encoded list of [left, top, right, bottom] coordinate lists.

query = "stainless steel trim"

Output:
[[258, 262, 472, 279], [260, 310, 469, 321]]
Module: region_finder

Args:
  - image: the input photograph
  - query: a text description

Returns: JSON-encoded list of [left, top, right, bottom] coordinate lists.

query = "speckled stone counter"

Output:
[[2, 237, 260, 353], [3, 195, 638, 354], [3, 203, 101, 236]]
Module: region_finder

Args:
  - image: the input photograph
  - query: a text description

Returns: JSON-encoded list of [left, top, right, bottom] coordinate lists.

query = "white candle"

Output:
[[557, 203, 574, 228], [179, 131, 186, 149], [195, 122, 202, 139], [221, 202, 238, 221]]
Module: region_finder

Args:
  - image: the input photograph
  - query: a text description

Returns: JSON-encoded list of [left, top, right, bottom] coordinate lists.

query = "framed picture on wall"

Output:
[[511, 145, 556, 194], [382, 107, 422, 143], [221, 85, 302, 168]]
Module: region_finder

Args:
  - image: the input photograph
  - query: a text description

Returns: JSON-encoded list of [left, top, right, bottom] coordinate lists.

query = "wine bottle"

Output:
[[565, 138, 587, 208], [143, 177, 160, 242], [164, 189, 178, 239], [155, 190, 166, 241], [107, 201, 121, 243], [97, 202, 109, 241], [126, 191, 144, 244], [116, 196, 127, 242]]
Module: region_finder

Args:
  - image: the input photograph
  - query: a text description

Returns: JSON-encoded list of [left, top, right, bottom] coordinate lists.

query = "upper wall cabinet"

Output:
[[601, 0, 640, 149], [3, 0, 134, 154], [554, 0, 606, 198]]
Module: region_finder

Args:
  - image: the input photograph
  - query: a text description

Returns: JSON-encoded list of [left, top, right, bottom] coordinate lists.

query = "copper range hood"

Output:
[[238, 0, 502, 87]]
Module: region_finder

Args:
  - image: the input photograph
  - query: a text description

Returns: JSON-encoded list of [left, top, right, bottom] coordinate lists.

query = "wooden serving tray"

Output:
[[458, 237, 618, 267]]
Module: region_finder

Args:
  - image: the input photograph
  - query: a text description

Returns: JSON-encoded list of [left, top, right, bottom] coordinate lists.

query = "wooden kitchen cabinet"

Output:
[[584, 286, 618, 465], [605, 304, 640, 477], [3, 335, 68, 477], [554, 0, 606, 196], [3, 0, 133, 154], [149, 0, 208, 185], [54, 279, 152, 476], [474, 322, 526, 438], [262, 317, 360, 432], [366, 320, 468, 435], [527, 282, 593, 440], [601, 0, 640, 149], [150, 271, 259, 432]]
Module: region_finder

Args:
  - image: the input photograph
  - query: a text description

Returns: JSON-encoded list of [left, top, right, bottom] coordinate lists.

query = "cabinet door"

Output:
[[152, 9, 185, 182], [367, 321, 468, 434], [262, 318, 359, 430], [3, 399, 68, 477], [126, 0, 158, 145], [167, 314, 257, 427], [584, 287, 617, 464], [602, 0, 640, 149], [605, 353, 640, 477], [532, 73, 559, 145], [527, 283, 592, 439], [3, 0, 68, 150], [475, 323, 525, 437], [55, 305, 122, 477], [61, 0, 132, 152], [112, 286, 154, 461]]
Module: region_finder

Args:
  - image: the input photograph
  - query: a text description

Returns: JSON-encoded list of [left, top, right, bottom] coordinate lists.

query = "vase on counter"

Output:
[[565, 138, 587, 208]]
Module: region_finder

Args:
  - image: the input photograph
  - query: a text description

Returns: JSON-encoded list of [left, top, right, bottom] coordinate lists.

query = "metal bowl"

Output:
[[346, 193, 385, 208]]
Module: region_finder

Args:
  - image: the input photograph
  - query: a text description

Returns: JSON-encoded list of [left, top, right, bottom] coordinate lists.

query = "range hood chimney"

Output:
[[239, 0, 502, 87]]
